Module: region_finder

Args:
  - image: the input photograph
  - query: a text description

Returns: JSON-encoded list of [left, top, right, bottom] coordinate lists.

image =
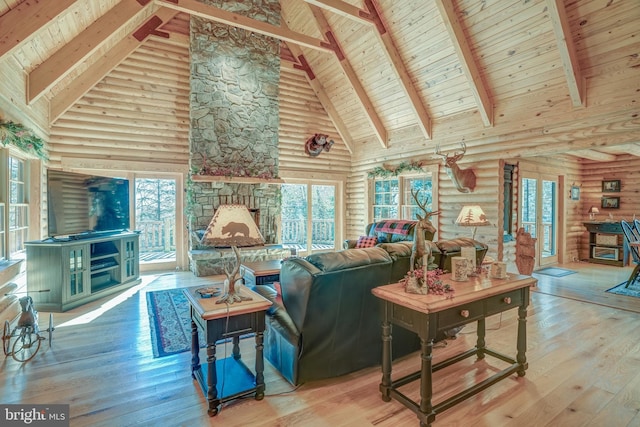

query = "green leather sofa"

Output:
[[254, 238, 488, 386]]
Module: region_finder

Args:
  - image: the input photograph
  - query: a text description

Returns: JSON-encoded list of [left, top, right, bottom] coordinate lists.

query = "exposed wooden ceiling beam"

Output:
[[434, 0, 493, 127], [0, 0, 80, 60], [308, 5, 387, 148], [284, 42, 354, 154], [50, 8, 179, 124], [305, 0, 432, 139], [304, 0, 363, 20], [28, 0, 154, 105], [566, 149, 617, 161], [154, 0, 333, 53], [360, 0, 432, 140], [547, 0, 585, 107]]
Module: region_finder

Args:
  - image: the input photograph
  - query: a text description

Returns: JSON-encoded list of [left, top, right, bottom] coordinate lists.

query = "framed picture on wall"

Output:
[[570, 185, 580, 201], [601, 196, 620, 209], [602, 180, 621, 192]]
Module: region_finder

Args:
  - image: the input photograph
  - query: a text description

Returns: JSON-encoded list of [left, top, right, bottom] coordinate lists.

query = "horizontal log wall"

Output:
[[278, 65, 351, 179], [49, 38, 191, 171], [580, 155, 640, 261]]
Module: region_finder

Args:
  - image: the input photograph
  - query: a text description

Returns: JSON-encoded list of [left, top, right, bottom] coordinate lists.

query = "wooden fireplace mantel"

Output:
[[191, 175, 285, 184]]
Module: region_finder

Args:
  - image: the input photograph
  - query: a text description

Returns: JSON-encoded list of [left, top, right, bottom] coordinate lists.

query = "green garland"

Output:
[[367, 160, 425, 179], [0, 120, 48, 160]]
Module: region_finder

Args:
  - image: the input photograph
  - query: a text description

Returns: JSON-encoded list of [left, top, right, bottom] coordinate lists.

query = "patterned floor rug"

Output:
[[605, 282, 640, 298], [146, 288, 205, 358]]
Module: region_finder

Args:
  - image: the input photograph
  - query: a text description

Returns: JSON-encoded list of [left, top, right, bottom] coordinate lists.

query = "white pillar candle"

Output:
[[461, 246, 476, 272]]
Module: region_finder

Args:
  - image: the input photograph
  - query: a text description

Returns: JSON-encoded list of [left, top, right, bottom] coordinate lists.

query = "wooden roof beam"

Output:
[[0, 0, 80, 60], [28, 0, 155, 105], [567, 149, 616, 161], [434, 0, 493, 127], [305, 0, 432, 139], [154, 0, 333, 53], [308, 5, 387, 148], [50, 8, 179, 124], [283, 42, 354, 154], [547, 0, 585, 107]]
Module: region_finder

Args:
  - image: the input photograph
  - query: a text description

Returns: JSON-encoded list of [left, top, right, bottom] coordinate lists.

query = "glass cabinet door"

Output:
[[65, 245, 88, 299]]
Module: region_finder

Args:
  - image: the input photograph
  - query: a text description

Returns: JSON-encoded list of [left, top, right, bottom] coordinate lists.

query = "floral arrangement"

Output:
[[400, 267, 454, 297], [367, 160, 426, 179], [0, 120, 48, 160]]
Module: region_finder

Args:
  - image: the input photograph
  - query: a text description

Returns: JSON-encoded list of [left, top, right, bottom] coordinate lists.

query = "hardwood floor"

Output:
[[1, 263, 639, 427]]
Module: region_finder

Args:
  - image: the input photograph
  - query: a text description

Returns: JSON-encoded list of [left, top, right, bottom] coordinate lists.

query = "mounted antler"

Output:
[[435, 142, 476, 193], [216, 246, 251, 304]]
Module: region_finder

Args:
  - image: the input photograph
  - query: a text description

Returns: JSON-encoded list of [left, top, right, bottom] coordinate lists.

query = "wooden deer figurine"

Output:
[[409, 188, 440, 272], [435, 142, 476, 193]]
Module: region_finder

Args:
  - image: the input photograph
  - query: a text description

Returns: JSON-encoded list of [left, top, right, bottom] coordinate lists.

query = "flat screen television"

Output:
[[47, 170, 130, 238]]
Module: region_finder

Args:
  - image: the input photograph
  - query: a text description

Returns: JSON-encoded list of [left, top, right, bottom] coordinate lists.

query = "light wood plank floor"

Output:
[[1, 262, 639, 427]]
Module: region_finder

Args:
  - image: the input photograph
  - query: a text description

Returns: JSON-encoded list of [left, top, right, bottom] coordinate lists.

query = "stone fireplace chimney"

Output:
[[188, 0, 281, 247]]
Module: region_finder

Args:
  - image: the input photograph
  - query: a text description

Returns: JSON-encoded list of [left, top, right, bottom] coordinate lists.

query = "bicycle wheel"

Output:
[[48, 313, 54, 347], [2, 320, 11, 356], [12, 327, 41, 362]]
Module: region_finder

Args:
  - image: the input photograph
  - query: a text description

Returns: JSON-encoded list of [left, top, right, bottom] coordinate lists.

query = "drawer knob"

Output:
[[460, 309, 470, 318], [503, 297, 512, 304]]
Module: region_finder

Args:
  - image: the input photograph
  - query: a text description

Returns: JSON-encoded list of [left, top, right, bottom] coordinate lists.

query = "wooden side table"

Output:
[[183, 285, 272, 416], [241, 260, 282, 288], [372, 273, 537, 427]]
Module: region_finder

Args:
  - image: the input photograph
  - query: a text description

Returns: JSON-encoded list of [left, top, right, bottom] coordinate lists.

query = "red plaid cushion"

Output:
[[355, 236, 378, 248]]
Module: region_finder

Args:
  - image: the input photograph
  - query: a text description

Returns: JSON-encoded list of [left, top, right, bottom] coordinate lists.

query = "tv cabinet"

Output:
[[26, 232, 140, 312]]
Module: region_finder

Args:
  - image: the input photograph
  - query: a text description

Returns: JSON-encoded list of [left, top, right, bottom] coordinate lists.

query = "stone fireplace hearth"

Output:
[[187, 0, 286, 275]]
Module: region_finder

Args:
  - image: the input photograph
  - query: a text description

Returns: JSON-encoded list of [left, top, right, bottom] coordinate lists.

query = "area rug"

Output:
[[605, 282, 640, 298], [534, 267, 577, 277], [146, 288, 204, 358]]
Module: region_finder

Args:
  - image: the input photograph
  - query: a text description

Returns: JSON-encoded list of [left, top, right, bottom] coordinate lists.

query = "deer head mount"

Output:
[[435, 142, 477, 193]]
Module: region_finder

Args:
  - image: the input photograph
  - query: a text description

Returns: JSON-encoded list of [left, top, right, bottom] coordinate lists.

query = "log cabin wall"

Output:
[[579, 155, 640, 261]]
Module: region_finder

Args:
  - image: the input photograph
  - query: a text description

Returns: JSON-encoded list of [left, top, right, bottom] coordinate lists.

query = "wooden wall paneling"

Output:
[[278, 66, 351, 177], [0, 56, 49, 136], [48, 38, 190, 170]]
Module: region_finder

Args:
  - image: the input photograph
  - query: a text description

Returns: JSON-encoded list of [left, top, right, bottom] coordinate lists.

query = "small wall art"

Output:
[[570, 185, 580, 201], [601, 196, 620, 209], [602, 179, 621, 192]]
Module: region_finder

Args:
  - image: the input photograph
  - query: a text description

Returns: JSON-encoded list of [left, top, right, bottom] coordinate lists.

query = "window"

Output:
[[0, 152, 30, 261], [372, 175, 433, 222], [8, 156, 28, 257]]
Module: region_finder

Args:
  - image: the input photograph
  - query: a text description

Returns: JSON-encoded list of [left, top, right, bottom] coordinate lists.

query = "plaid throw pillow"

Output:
[[355, 235, 378, 248]]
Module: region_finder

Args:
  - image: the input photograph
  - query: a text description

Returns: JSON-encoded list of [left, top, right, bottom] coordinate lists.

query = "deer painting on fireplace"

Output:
[[435, 142, 477, 193]]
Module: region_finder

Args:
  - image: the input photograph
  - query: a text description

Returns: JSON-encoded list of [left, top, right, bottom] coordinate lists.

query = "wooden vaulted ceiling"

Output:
[[0, 0, 638, 161]]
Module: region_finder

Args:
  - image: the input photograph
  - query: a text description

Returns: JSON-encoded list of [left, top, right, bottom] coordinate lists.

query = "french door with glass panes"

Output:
[[280, 182, 338, 256], [520, 173, 558, 267], [134, 176, 177, 270]]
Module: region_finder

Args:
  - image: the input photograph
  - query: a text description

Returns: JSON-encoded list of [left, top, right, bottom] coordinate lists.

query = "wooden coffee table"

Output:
[[241, 260, 282, 288]]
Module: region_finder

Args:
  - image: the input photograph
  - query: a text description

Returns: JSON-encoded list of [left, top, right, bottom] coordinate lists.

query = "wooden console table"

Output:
[[583, 221, 629, 266], [183, 286, 272, 416], [372, 273, 537, 427]]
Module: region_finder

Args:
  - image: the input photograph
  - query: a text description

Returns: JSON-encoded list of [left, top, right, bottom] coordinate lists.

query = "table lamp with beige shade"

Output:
[[200, 204, 266, 304], [588, 206, 600, 221], [455, 205, 490, 240]]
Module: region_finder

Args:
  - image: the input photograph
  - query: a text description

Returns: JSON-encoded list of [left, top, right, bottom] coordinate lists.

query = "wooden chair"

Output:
[[620, 220, 640, 288]]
